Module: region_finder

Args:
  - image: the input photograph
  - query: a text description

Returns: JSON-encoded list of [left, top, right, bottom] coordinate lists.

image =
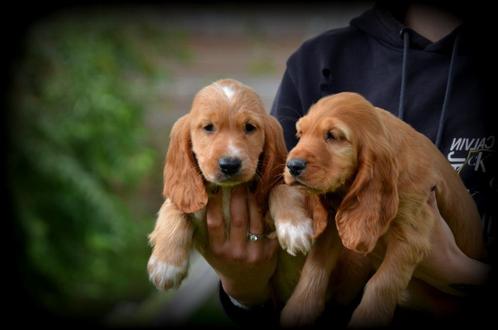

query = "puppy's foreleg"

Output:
[[270, 184, 313, 256], [280, 224, 341, 327], [349, 211, 432, 327], [147, 199, 193, 290]]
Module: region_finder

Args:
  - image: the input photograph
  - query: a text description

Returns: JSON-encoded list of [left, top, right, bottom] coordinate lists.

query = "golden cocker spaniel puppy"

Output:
[[147, 79, 288, 290], [277, 92, 486, 327]]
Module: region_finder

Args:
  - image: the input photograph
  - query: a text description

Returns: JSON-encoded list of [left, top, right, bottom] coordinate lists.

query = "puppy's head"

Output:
[[163, 79, 286, 213], [285, 92, 399, 254], [284, 92, 364, 192], [189, 80, 267, 186]]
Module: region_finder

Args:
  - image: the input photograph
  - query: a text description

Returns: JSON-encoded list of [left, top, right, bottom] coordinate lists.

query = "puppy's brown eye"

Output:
[[325, 131, 336, 141], [203, 123, 215, 133], [244, 123, 256, 134]]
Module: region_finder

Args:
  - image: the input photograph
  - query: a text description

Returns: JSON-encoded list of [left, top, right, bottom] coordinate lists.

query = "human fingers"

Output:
[[247, 193, 279, 260], [247, 193, 264, 235], [427, 187, 436, 207], [427, 187, 443, 217], [229, 186, 249, 252], [247, 193, 265, 257], [206, 191, 225, 248], [426, 187, 454, 247]]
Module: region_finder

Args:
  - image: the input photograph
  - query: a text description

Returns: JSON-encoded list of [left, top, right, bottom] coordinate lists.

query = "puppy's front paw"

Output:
[[280, 297, 323, 327], [348, 304, 391, 328], [275, 219, 313, 256], [147, 255, 188, 290]]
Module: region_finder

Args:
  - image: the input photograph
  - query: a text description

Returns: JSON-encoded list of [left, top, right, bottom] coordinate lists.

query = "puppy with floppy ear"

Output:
[[334, 110, 400, 255], [147, 114, 206, 290], [147, 79, 290, 290], [277, 92, 486, 327], [163, 114, 208, 214]]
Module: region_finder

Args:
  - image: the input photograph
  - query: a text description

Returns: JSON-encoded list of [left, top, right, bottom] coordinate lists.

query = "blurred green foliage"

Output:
[[8, 10, 191, 320]]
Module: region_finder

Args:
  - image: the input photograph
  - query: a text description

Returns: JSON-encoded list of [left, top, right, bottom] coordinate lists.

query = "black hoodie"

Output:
[[271, 5, 497, 253], [220, 3, 497, 327]]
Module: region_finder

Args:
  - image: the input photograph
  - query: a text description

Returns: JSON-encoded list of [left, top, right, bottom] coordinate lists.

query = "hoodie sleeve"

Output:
[[270, 66, 304, 151], [218, 282, 279, 326]]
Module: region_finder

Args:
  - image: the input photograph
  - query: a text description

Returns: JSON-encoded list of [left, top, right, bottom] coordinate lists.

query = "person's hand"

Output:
[[415, 189, 489, 294], [397, 189, 490, 316], [199, 186, 279, 307]]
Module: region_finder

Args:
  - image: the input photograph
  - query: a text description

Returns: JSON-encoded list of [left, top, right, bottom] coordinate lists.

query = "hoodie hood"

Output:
[[351, 6, 462, 54], [350, 5, 462, 148]]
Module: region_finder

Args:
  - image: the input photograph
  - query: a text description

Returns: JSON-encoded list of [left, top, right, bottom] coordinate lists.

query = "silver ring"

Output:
[[247, 232, 265, 241]]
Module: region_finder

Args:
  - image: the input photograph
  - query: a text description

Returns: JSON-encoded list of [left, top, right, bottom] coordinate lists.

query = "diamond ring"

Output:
[[247, 232, 265, 241]]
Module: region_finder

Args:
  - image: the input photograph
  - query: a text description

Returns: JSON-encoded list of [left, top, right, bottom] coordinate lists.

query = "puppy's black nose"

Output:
[[287, 158, 307, 177], [219, 157, 242, 176]]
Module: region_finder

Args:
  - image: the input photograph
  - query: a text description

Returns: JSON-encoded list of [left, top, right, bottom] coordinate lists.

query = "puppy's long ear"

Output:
[[335, 138, 399, 254], [254, 115, 288, 210], [163, 114, 207, 213]]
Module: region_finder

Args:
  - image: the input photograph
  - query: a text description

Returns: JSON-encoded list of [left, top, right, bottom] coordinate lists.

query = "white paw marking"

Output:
[[147, 256, 188, 290], [276, 219, 313, 256]]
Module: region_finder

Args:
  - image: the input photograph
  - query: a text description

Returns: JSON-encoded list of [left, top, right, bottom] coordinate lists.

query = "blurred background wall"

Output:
[[4, 1, 372, 327]]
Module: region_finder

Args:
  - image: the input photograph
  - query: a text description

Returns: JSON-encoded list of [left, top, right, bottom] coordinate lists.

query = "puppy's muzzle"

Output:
[[219, 157, 242, 176], [287, 158, 307, 177]]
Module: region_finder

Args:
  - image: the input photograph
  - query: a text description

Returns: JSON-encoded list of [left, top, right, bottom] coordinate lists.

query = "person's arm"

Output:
[[398, 190, 491, 317], [199, 186, 279, 324], [218, 280, 279, 325], [271, 68, 304, 150], [416, 190, 490, 294]]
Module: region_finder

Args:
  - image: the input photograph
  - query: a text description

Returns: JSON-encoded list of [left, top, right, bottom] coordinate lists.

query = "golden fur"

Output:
[[147, 79, 288, 290], [278, 92, 486, 327]]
